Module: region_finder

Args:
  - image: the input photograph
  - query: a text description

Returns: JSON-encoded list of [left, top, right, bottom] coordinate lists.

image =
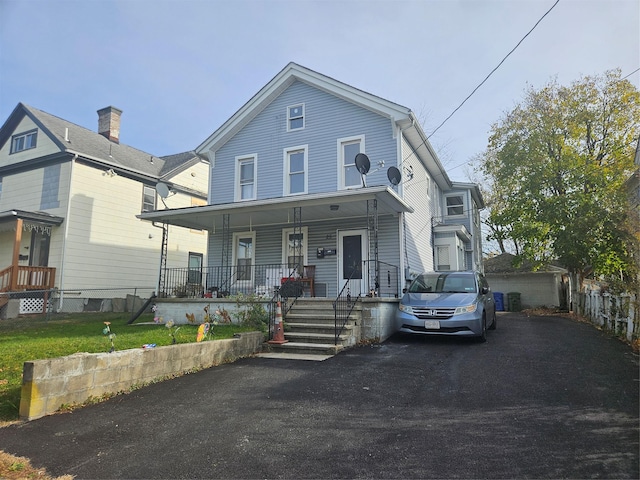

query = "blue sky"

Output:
[[1, 0, 638, 181]]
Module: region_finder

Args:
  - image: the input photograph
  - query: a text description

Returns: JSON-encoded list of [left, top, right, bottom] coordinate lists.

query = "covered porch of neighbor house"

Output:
[[0, 210, 62, 315]]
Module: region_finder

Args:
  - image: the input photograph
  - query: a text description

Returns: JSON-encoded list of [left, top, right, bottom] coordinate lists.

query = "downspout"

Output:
[[57, 154, 78, 311]]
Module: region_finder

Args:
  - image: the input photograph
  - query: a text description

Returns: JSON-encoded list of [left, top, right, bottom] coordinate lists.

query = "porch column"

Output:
[[10, 218, 23, 290]]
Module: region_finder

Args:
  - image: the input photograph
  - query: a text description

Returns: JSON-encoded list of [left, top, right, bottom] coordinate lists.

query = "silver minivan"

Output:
[[396, 271, 497, 342]]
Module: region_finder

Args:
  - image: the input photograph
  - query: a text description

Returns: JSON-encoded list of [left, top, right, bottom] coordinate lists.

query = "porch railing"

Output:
[[162, 263, 301, 299], [365, 260, 400, 298], [0, 266, 57, 311], [0, 265, 56, 291]]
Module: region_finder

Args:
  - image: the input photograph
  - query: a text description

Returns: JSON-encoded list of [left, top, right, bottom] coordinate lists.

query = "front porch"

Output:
[[0, 210, 62, 315]]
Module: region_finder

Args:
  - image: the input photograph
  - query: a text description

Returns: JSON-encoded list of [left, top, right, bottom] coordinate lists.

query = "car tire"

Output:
[[488, 310, 497, 330], [477, 314, 487, 343]]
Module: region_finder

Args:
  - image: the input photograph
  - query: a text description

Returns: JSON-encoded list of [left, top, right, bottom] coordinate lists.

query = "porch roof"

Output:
[[138, 186, 413, 231], [0, 209, 64, 232]]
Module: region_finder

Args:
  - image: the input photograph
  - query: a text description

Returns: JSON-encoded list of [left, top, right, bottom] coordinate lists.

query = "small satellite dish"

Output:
[[387, 166, 402, 186], [156, 182, 170, 199], [355, 153, 370, 175]]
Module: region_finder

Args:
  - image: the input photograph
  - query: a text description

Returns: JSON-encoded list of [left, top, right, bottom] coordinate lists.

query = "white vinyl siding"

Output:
[[283, 145, 308, 195]]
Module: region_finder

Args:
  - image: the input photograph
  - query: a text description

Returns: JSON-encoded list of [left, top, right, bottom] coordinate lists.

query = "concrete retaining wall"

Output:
[[19, 331, 264, 421]]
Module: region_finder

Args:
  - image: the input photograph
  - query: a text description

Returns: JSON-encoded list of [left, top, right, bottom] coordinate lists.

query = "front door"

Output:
[[338, 229, 368, 297]]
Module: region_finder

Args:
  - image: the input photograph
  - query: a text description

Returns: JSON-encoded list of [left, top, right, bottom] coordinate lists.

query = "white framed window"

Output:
[[235, 154, 257, 201], [142, 185, 156, 212], [282, 227, 308, 275], [233, 231, 256, 282], [445, 194, 465, 217], [10, 129, 37, 154], [436, 245, 451, 271], [287, 104, 304, 131], [338, 135, 365, 190], [284, 145, 308, 195]]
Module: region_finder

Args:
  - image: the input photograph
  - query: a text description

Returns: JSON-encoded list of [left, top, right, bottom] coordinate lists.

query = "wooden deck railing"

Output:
[[0, 266, 56, 292]]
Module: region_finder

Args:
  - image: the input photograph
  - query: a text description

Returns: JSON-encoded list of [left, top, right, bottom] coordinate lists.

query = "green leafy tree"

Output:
[[479, 70, 640, 288]]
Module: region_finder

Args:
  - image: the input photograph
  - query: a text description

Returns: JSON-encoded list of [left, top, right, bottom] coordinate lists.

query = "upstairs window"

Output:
[[11, 130, 37, 153], [285, 145, 307, 195], [236, 155, 257, 201], [287, 104, 304, 131], [338, 136, 364, 189], [445, 195, 464, 216], [142, 186, 156, 212]]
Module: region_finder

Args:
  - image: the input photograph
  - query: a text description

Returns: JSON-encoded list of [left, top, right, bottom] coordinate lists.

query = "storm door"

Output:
[[337, 229, 368, 296]]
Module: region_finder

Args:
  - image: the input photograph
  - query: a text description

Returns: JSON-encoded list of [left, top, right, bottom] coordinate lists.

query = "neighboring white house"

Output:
[[140, 63, 484, 299], [0, 103, 209, 317]]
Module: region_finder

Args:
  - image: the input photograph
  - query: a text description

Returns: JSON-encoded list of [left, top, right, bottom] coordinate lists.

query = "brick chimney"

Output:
[[97, 106, 122, 143]]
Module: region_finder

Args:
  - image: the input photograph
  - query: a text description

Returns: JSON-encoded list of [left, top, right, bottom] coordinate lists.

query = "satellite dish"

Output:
[[156, 182, 170, 199], [355, 153, 370, 175], [387, 166, 402, 186]]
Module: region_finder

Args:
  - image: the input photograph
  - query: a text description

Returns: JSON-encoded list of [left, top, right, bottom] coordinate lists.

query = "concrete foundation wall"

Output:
[[19, 331, 264, 421], [360, 298, 400, 342]]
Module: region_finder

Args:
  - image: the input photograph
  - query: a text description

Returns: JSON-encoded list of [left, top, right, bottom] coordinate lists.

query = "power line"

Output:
[[427, 0, 561, 140]]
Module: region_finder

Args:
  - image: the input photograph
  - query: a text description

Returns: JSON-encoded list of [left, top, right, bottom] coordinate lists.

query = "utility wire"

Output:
[[427, 0, 561, 140]]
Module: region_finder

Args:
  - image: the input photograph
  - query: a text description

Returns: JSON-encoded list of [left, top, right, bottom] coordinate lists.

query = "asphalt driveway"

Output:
[[0, 312, 638, 479]]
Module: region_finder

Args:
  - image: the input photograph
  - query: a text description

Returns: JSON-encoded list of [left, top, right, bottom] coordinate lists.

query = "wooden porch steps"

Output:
[[263, 298, 360, 359]]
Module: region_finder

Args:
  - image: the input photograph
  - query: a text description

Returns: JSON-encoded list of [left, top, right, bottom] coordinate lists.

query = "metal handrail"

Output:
[[333, 265, 362, 345]]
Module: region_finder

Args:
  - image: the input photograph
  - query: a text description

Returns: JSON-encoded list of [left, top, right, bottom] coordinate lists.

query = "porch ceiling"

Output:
[[138, 186, 413, 231]]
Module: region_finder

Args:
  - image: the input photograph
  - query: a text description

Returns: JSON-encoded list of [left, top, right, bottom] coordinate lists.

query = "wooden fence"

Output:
[[575, 288, 639, 342]]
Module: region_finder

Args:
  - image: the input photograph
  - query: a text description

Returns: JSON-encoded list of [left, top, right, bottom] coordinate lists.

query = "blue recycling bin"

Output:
[[493, 292, 504, 311]]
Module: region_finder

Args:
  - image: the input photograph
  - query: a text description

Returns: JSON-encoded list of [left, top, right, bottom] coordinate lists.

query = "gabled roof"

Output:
[[0, 103, 205, 182], [196, 62, 453, 190], [484, 253, 567, 274]]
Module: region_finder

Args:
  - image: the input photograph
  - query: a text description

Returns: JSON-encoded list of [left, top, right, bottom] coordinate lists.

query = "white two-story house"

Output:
[[0, 104, 209, 317], [140, 63, 483, 302]]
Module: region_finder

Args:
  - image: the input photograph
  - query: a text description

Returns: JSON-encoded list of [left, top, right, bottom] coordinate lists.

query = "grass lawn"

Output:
[[0, 312, 257, 423]]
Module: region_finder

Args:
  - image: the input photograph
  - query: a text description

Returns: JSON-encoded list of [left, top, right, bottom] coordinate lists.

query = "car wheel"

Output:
[[488, 310, 497, 330], [477, 314, 487, 343]]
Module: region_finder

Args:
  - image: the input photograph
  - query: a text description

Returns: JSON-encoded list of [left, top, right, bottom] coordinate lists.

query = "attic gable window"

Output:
[[142, 185, 156, 212], [287, 104, 304, 131], [10, 129, 37, 154]]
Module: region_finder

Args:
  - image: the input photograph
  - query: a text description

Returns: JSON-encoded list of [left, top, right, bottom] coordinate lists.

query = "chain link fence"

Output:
[[0, 287, 156, 321]]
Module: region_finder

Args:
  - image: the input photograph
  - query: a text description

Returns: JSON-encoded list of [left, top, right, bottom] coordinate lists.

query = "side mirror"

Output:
[[481, 286, 489, 295]]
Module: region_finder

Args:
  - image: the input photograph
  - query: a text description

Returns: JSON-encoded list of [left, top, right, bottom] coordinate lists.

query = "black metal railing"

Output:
[[333, 266, 362, 345], [267, 266, 306, 340], [365, 260, 400, 298], [163, 263, 301, 299]]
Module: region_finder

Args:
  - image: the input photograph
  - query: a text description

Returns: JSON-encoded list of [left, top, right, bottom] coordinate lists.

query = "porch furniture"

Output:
[[301, 265, 315, 297]]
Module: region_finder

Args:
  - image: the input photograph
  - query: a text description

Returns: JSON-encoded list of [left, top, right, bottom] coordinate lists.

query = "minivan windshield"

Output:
[[408, 273, 477, 294]]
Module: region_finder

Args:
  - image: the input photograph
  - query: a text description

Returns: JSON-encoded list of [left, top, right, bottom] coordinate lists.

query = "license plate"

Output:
[[424, 320, 440, 329]]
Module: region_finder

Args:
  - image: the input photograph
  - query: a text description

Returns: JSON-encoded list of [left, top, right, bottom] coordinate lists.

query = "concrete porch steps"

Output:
[[263, 298, 360, 358]]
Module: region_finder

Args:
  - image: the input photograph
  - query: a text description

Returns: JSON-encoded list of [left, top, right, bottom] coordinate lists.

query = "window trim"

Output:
[[287, 103, 305, 132], [10, 129, 38, 154], [445, 193, 465, 217], [232, 231, 256, 283], [283, 145, 308, 196], [337, 135, 365, 190], [142, 185, 157, 212], [235, 154, 257, 202]]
